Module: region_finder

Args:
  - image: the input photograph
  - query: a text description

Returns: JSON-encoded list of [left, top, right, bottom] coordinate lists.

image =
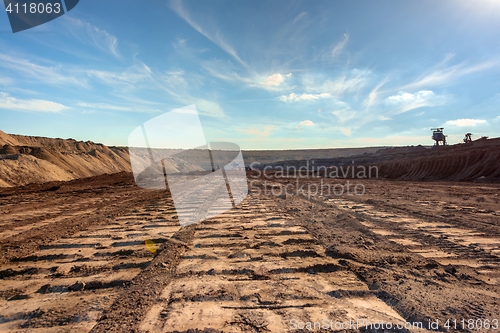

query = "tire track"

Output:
[[0, 188, 182, 331], [139, 194, 410, 332]]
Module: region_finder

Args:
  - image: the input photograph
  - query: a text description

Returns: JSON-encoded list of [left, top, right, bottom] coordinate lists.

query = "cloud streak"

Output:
[[299, 120, 314, 126], [385, 90, 446, 114], [0, 54, 86, 87], [76, 102, 161, 113], [170, 0, 247, 68], [239, 125, 276, 137], [399, 60, 500, 91], [331, 33, 349, 58], [0, 92, 68, 113], [261, 73, 292, 87], [279, 92, 330, 102], [445, 118, 487, 127], [65, 17, 120, 58], [301, 69, 370, 98], [87, 62, 152, 89]]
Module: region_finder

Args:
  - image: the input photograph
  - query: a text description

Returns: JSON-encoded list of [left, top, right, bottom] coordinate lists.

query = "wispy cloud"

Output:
[[202, 59, 253, 84], [293, 12, 308, 24], [296, 120, 314, 131], [299, 120, 314, 126], [202, 60, 292, 92], [76, 102, 161, 113], [302, 69, 370, 98], [77, 102, 132, 111], [173, 38, 209, 56], [0, 76, 12, 86], [86, 62, 153, 91], [399, 60, 500, 91], [193, 99, 225, 118], [445, 118, 487, 127], [339, 128, 352, 136], [385, 90, 446, 114], [170, 0, 247, 68], [312, 33, 350, 63], [0, 53, 86, 87], [0, 92, 68, 113], [331, 33, 349, 58], [279, 92, 330, 102], [332, 109, 357, 124], [239, 125, 276, 137], [65, 17, 120, 58], [0, 52, 225, 118], [363, 77, 389, 108], [261, 73, 292, 87], [152, 68, 225, 118]]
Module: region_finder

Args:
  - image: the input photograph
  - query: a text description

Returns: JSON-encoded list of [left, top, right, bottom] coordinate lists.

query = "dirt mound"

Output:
[[0, 131, 131, 187], [0, 130, 120, 154], [259, 137, 500, 182], [0, 130, 20, 146], [0, 145, 131, 187], [379, 138, 500, 181], [0, 154, 74, 186], [0, 144, 18, 154], [0, 130, 208, 187]]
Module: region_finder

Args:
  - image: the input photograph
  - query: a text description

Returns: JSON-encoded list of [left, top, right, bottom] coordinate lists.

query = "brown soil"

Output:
[[0, 130, 132, 187], [262, 137, 500, 183], [0, 171, 498, 332], [0, 130, 384, 187], [378, 138, 500, 181]]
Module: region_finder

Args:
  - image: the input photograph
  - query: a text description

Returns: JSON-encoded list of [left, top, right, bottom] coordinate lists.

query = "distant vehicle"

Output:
[[431, 128, 447, 146], [463, 133, 473, 143], [463, 133, 488, 143]]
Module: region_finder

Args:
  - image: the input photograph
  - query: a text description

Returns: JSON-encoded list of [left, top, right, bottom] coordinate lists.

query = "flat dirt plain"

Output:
[[0, 171, 499, 332]]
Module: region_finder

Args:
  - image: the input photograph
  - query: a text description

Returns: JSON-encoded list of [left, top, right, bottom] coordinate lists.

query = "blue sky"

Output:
[[1, 0, 500, 149]]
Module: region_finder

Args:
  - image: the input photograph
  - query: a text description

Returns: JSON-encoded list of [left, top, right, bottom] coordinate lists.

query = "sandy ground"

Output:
[[0, 172, 499, 332]]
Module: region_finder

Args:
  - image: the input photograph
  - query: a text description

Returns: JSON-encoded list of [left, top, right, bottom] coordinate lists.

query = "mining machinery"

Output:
[[431, 128, 447, 146]]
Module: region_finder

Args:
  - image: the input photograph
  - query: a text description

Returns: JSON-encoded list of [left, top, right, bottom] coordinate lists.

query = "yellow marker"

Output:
[[145, 239, 157, 254]]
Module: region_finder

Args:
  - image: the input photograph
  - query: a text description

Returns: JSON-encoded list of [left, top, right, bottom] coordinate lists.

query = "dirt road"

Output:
[[0, 173, 498, 332]]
